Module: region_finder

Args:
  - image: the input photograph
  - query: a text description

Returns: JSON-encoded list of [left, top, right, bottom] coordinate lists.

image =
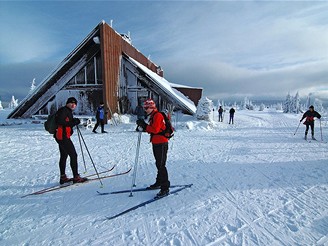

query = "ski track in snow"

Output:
[[0, 109, 327, 246]]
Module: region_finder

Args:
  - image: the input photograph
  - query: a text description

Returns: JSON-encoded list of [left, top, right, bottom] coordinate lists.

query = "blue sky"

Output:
[[1, 1, 327, 105]]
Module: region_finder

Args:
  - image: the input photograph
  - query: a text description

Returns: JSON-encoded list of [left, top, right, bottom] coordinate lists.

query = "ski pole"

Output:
[[129, 131, 142, 197], [320, 119, 323, 141], [294, 121, 301, 135], [76, 126, 104, 187], [77, 126, 87, 173]]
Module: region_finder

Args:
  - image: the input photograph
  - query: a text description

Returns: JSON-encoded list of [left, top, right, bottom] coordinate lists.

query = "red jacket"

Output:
[[55, 106, 74, 140], [146, 110, 168, 144]]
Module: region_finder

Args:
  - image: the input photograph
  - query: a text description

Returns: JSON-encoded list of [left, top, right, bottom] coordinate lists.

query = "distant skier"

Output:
[[229, 107, 235, 124], [136, 99, 170, 198], [93, 102, 107, 133], [218, 106, 223, 122], [300, 105, 321, 140]]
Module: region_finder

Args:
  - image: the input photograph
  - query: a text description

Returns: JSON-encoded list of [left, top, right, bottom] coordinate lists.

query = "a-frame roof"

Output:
[[8, 22, 102, 119], [8, 20, 197, 118]]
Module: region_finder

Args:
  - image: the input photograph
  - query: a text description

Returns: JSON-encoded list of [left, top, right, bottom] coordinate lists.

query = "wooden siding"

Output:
[[100, 22, 164, 119], [100, 24, 122, 118], [173, 87, 203, 106]]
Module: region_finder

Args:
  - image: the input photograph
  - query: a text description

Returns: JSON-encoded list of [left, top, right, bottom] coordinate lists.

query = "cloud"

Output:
[[0, 1, 327, 106], [0, 4, 62, 64]]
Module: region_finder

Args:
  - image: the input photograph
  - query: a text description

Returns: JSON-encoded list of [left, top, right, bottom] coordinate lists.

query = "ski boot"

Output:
[[155, 189, 169, 199], [146, 182, 161, 190], [73, 174, 88, 183], [59, 174, 72, 185]]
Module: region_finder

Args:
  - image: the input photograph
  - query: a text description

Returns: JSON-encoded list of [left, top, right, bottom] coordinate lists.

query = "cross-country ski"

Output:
[[104, 184, 193, 221]]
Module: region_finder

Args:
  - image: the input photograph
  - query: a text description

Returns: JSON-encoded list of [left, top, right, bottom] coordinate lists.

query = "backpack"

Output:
[[44, 113, 57, 134], [158, 111, 174, 139]]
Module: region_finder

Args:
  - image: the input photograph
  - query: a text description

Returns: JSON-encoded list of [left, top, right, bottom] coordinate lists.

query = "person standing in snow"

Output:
[[136, 99, 170, 198], [229, 107, 235, 124], [300, 105, 321, 140], [55, 97, 87, 184], [218, 106, 223, 122], [92, 102, 107, 133]]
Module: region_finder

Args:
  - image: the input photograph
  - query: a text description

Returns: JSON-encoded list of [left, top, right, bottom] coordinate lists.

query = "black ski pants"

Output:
[[93, 119, 104, 132], [56, 138, 78, 177], [229, 114, 234, 124], [152, 142, 170, 190], [305, 122, 315, 136]]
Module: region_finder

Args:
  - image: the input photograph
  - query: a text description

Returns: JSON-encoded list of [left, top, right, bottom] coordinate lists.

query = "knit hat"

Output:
[[143, 99, 156, 109], [66, 97, 78, 105], [309, 105, 314, 109]]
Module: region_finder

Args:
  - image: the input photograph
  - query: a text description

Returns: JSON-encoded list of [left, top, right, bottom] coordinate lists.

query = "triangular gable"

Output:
[[127, 57, 196, 114], [8, 23, 101, 119]]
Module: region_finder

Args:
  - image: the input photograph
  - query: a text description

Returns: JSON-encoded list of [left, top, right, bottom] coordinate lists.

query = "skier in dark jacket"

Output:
[[300, 105, 321, 140], [55, 97, 87, 184], [93, 102, 107, 133], [218, 106, 223, 122], [136, 99, 170, 198], [229, 107, 235, 124]]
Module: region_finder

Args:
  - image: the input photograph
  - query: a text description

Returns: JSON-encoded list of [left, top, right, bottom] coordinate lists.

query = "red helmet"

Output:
[[143, 99, 156, 109]]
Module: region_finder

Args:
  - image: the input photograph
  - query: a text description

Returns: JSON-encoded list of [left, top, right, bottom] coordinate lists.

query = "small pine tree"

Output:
[[283, 93, 292, 113], [9, 96, 19, 109], [305, 94, 311, 109], [259, 103, 265, 111], [293, 92, 301, 113], [314, 99, 324, 113], [196, 97, 213, 121], [30, 78, 36, 92], [276, 103, 283, 111]]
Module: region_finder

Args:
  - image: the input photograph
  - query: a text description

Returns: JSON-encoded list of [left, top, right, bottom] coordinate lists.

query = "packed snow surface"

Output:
[[0, 109, 327, 245]]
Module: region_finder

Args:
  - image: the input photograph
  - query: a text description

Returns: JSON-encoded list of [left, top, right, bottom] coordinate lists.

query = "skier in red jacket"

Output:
[[55, 97, 87, 184], [300, 105, 321, 140], [136, 99, 170, 198]]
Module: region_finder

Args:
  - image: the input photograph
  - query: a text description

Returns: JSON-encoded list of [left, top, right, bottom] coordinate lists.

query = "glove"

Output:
[[136, 119, 147, 130], [73, 118, 81, 126]]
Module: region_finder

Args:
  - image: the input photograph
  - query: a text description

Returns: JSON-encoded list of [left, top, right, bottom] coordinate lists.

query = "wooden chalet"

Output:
[[8, 20, 201, 119]]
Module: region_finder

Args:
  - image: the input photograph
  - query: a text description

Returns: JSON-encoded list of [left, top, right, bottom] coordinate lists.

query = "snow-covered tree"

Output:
[[30, 78, 36, 92], [276, 103, 283, 111], [259, 103, 265, 111], [305, 94, 311, 109], [9, 96, 18, 109], [243, 97, 254, 110], [293, 92, 301, 113], [283, 93, 292, 113], [314, 99, 324, 113], [284, 92, 301, 113], [196, 97, 213, 121], [0, 100, 3, 110]]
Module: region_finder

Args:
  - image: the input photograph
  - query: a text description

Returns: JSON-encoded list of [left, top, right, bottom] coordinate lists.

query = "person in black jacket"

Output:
[[229, 107, 235, 124], [300, 105, 321, 140], [218, 106, 223, 122], [55, 97, 87, 184]]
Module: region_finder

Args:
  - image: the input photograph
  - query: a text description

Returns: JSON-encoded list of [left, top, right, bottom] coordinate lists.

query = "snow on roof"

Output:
[[128, 57, 196, 114], [170, 82, 203, 90]]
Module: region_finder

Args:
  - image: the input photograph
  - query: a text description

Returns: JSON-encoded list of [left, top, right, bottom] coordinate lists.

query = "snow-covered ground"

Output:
[[1, 108, 327, 246]]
